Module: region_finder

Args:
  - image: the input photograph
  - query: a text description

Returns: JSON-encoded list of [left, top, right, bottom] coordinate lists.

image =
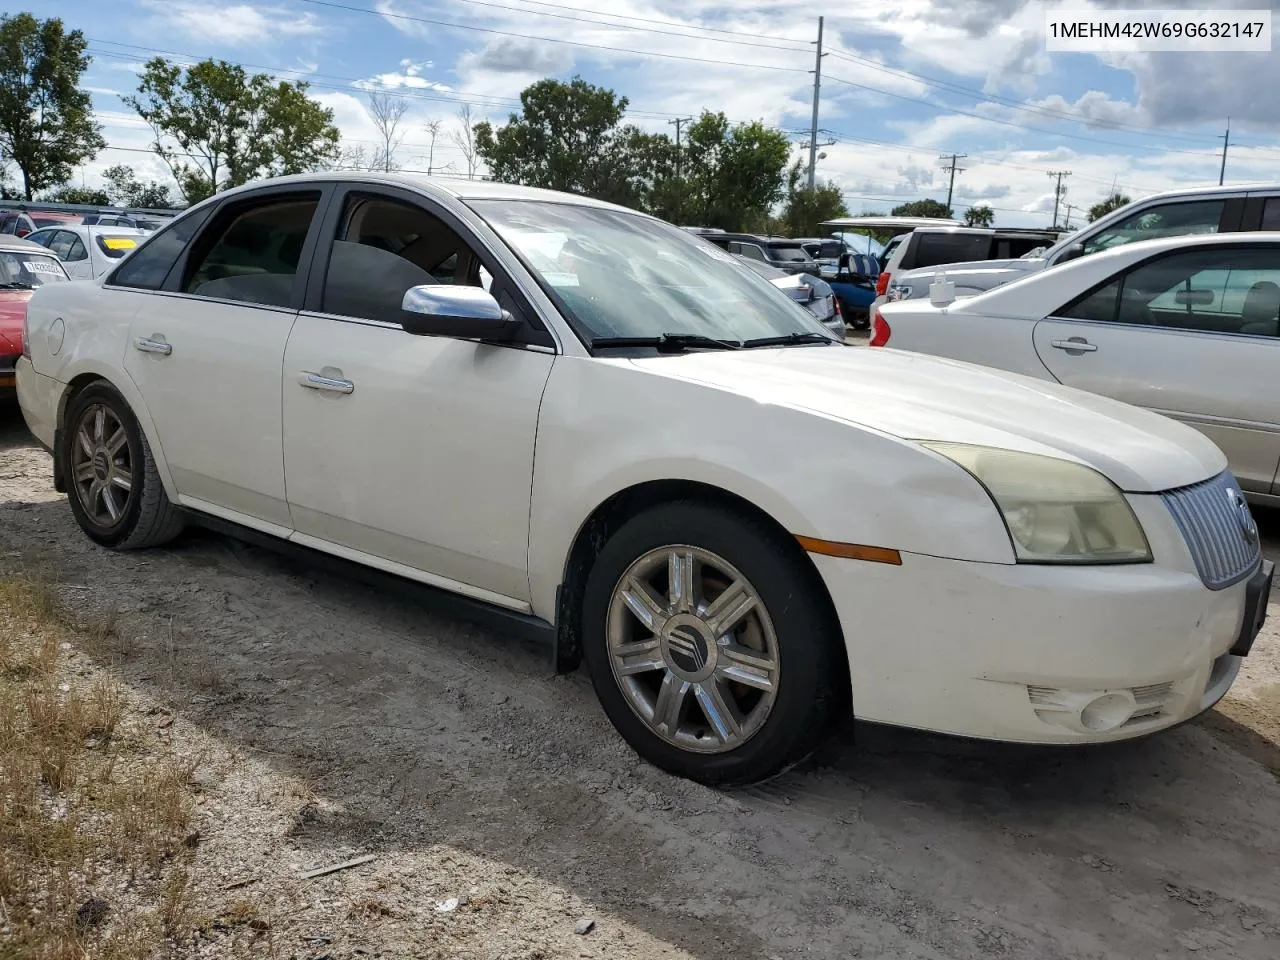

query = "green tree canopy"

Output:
[[779, 160, 848, 237], [890, 199, 954, 219], [41, 184, 108, 204], [964, 204, 994, 227], [102, 163, 172, 208], [681, 111, 791, 232], [1088, 192, 1132, 222], [0, 13, 103, 199], [126, 57, 340, 203]]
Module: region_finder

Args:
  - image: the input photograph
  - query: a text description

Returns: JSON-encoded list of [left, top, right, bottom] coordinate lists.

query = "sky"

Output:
[[30, 0, 1280, 227]]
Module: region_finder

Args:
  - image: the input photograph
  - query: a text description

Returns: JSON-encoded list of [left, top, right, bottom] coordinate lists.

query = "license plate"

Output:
[[1230, 560, 1274, 657]]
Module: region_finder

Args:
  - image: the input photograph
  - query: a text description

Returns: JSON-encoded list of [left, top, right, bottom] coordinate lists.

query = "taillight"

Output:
[[832, 297, 842, 318], [869, 312, 891, 347], [875, 271, 890, 296], [21, 303, 31, 360]]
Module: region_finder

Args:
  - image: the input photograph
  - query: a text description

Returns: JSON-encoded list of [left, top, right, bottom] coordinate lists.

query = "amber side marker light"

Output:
[[795, 536, 902, 565]]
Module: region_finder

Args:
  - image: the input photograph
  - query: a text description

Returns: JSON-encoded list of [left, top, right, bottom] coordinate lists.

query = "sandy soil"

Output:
[[2, 401, 1278, 960]]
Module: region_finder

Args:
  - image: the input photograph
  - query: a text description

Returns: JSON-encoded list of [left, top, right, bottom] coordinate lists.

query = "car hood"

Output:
[[629, 345, 1225, 492]]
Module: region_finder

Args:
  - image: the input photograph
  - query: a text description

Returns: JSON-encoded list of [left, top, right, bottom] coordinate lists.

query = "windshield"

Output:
[[473, 201, 829, 342], [0, 250, 68, 288], [767, 243, 811, 263]]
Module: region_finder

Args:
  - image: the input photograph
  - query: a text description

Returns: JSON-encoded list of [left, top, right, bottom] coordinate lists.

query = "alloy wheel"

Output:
[[70, 403, 135, 528], [606, 545, 780, 754]]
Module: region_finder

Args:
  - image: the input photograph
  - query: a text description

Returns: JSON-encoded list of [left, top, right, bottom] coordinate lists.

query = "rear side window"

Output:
[[767, 243, 810, 263], [65, 236, 87, 262], [109, 207, 213, 290], [183, 194, 320, 308], [1080, 199, 1224, 257], [1261, 198, 1280, 231], [905, 233, 990, 270]]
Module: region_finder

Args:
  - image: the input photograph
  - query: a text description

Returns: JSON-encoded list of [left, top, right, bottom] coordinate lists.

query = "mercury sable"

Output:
[[15, 174, 1272, 786]]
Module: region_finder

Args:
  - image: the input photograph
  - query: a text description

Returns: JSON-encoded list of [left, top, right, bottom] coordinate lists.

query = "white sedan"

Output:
[[25, 225, 145, 281], [16, 174, 1272, 785], [875, 233, 1280, 506]]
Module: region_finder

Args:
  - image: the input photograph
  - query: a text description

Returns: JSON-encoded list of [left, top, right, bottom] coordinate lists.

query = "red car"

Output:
[[0, 235, 70, 397]]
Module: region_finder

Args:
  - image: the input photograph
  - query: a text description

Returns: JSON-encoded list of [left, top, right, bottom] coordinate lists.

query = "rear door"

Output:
[[1032, 243, 1280, 495], [122, 184, 331, 529]]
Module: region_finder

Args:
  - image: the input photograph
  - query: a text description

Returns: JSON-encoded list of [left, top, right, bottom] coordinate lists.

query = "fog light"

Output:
[[1079, 693, 1134, 732]]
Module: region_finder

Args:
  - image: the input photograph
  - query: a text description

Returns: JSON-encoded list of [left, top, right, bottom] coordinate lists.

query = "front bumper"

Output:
[[812, 547, 1258, 744], [15, 357, 58, 449]]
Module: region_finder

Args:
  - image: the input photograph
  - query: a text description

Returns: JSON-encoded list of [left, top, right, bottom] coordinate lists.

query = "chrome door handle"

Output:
[[1051, 337, 1097, 353], [133, 336, 172, 356], [298, 371, 354, 394]]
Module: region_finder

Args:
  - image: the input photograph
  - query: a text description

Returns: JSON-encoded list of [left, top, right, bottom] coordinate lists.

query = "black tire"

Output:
[[581, 501, 845, 786], [62, 381, 185, 550]]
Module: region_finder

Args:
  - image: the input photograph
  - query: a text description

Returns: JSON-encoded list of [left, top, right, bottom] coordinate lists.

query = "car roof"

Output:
[[822, 215, 964, 229], [0, 233, 57, 253], [30, 224, 146, 237]]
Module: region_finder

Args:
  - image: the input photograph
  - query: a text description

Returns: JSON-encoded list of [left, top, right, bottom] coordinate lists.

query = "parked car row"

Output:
[[0, 234, 71, 396], [12, 172, 1272, 789]]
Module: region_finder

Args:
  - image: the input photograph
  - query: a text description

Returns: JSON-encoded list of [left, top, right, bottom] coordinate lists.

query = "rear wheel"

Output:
[[63, 382, 184, 550], [581, 502, 845, 786]]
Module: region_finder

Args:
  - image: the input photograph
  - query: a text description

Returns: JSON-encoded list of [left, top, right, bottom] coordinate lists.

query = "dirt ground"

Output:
[[2, 401, 1279, 960]]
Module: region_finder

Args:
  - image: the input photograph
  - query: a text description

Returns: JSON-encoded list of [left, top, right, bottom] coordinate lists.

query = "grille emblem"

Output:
[[1227, 487, 1258, 545]]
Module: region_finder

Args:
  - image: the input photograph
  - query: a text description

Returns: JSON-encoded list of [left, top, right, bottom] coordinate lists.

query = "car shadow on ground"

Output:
[[2, 400, 1279, 958]]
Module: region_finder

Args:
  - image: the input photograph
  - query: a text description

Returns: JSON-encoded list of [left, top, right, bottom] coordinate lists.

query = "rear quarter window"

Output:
[[905, 233, 992, 270]]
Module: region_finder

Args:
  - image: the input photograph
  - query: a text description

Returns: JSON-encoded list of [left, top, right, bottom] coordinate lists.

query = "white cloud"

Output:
[[138, 0, 323, 46]]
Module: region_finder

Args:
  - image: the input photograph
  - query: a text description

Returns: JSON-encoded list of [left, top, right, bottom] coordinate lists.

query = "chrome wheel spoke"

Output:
[[93, 406, 106, 444], [703, 578, 756, 638], [100, 485, 122, 522], [620, 578, 668, 633], [695, 678, 744, 743], [107, 467, 132, 492], [76, 427, 94, 458], [718, 644, 778, 692], [667, 550, 697, 613], [74, 461, 96, 484], [613, 638, 664, 677], [105, 425, 128, 457], [653, 672, 692, 734]]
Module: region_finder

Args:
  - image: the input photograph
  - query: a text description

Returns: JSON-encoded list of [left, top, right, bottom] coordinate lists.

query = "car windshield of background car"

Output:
[[0, 251, 69, 288], [474, 200, 827, 342]]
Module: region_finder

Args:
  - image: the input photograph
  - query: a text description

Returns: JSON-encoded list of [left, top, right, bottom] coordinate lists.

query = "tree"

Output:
[[0, 13, 104, 199], [424, 118, 443, 174], [42, 184, 109, 204], [681, 111, 791, 231], [1088, 192, 1131, 222], [451, 104, 480, 180], [102, 164, 171, 207], [890, 199, 953, 219], [964, 204, 994, 227], [125, 57, 340, 203], [780, 159, 848, 237], [367, 89, 408, 172]]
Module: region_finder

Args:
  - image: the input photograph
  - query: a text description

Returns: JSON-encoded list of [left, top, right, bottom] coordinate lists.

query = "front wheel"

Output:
[[63, 382, 185, 550], [581, 502, 846, 786]]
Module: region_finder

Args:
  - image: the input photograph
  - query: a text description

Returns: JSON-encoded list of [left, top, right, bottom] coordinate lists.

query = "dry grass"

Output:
[[0, 568, 211, 958]]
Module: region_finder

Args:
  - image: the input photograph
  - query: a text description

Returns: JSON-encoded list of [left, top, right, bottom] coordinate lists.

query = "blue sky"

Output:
[[33, 0, 1280, 226]]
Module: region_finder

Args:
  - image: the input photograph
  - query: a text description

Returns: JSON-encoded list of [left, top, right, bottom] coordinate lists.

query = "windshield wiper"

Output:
[[741, 332, 836, 348], [591, 333, 742, 353], [0, 282, 35, 290]]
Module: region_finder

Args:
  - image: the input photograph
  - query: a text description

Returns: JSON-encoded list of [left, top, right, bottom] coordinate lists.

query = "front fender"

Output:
[[526, 356, 1014, 621]]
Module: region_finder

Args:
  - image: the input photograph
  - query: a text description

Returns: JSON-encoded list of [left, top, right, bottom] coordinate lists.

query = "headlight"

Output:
[[920, 443, 1151, 564]]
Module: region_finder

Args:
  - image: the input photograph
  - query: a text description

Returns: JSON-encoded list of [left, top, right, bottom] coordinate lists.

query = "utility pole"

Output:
[[1048, 170, 1072, 229], [939, 153, 967, 214], [668, 116, 693, 181], [807, 16, 825, 190], [1063, 203, 1077, 229], [1219, 117, 1231, 186]]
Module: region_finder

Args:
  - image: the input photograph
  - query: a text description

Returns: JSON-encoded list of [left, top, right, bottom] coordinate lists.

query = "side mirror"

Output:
[[1058, 242, 1085, 263], [400, 285, 520, 340]]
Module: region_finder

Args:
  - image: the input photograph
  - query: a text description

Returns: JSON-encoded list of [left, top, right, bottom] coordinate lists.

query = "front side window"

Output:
[[1079, 200, 1224, 257], [1056, 247, 1280, 337], [320, 195, 481, 324], [183, 195, 320, 307], [474, 200, 829, 342], [0, 250, 69, 288]]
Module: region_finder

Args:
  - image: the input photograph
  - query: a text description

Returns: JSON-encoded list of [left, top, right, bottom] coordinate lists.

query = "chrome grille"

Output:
[[1162, 472, 1261, 590]]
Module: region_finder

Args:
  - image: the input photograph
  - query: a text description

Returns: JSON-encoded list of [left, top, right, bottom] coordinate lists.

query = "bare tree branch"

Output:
[[367, 89, 409, 173], [449, 104, 480, 180]]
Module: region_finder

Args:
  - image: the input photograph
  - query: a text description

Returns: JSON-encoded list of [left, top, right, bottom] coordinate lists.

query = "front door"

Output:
[[123, 188, 328, 529], [281, 187, 555, 606], [1033, 244, 1280, 495]]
